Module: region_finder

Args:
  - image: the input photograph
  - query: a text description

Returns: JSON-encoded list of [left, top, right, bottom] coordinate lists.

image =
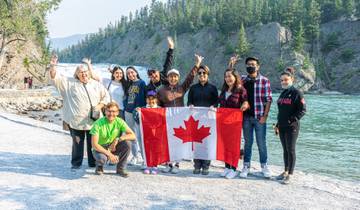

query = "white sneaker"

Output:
[[220, 168, 230, 177], [262, 165, 271, 178], [161, 165, 172, 173], [128, 156, 137, 165], [239, 166, 249, 178], [171, 166, 179, 174], [225, 169, 238, 179]]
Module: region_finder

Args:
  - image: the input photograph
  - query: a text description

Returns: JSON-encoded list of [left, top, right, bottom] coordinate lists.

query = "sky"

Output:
[[47, 0, 164, 38]]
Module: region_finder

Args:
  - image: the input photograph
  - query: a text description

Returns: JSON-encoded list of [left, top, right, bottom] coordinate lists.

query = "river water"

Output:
[[57, 63, 360, 182]]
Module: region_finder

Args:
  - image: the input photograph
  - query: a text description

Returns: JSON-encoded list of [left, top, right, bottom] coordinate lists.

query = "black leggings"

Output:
[[69, 128, 95, 167], [279, 124, 299, 174]]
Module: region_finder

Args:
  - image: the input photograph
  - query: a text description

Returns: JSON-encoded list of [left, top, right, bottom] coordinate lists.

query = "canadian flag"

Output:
[[139, 107, 243, 167]]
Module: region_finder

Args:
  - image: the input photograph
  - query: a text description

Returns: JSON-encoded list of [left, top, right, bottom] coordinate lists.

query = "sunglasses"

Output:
[[198, 71, 207, 75]]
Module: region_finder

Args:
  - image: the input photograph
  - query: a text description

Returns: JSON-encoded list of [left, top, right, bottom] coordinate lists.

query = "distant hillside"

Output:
[[50, 34, 88, 50], [58, 0, 360, 93]]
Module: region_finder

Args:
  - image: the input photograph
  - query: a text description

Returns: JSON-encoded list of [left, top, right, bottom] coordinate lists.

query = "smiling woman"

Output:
[[48, 55, 110, 170]]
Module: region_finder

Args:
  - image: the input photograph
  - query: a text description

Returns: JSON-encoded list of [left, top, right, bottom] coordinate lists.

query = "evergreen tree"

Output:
[[236, 23, 250, 57], [306, 0, 321, 42], [293, 21, 306, 52], [343, 0, 355, 18]]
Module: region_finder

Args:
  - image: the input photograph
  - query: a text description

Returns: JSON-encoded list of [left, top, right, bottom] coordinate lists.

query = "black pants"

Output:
[[93, 140, 131, 171], [69, 127, 95, 167], [194, 159, 210, 170], [279, 124, 300, 174]]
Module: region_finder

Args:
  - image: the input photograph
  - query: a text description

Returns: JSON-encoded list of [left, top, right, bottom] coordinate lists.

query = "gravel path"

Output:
[[0, 112, 359, 210]]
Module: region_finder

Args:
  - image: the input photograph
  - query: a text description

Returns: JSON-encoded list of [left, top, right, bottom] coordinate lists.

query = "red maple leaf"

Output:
[[173, 116, 211, 146]]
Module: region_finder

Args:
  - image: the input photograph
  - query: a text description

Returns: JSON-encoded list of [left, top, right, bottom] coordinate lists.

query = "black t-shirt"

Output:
[[243, 78, 255, 117]]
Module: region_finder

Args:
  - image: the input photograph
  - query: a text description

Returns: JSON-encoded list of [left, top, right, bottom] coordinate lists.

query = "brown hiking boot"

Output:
[[95, 166, 104, 175], [116, 169, 129, 178]]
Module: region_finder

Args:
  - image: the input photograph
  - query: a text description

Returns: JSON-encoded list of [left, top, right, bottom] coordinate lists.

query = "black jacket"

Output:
[[187, 82, 218, 107], [277, 86, 306, 127], [146, 48, 174, 92]]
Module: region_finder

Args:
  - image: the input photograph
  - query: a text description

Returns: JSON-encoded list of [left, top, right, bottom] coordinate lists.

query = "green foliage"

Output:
[[342, 0, 355, 18], [340, 48, 355, 63], [293, 21, 306, 52], [224, 42, 235, 56], [303, 54, 311, 70], [236, 23, 250, 57], [58, 0, 359, 62], [321, 33, 341, 53], [306, 0, 321, 42], [276, 58, 285, 72]]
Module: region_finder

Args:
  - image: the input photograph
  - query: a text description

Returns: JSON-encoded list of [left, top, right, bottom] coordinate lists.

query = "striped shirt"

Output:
[[242, 74, 272, 119]]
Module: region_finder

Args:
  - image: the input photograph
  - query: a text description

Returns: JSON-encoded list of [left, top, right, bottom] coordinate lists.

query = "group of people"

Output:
[[48, 36, 306, 184], [23, 76, 33, 89]]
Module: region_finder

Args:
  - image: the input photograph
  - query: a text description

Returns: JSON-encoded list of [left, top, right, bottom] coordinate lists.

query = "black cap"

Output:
[[245, 57, 260, 65], [147, 68, 159, 75]]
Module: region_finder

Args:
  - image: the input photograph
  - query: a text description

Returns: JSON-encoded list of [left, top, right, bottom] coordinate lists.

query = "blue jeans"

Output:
[[242, 116, 268, 167]]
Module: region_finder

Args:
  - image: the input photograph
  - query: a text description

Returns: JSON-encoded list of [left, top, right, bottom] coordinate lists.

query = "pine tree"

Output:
[[293, 21, 306, 52], [343, 0, 355, 18], [306, 0, 321, 41], [236, 23, 250, 57], [306, 0, 321, 55], [356, 1, 360, 17]]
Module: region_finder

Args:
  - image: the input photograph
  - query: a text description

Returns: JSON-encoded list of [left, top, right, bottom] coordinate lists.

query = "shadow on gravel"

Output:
[[0, 185, 98, 209], [0, 151, 89, 180], [145, 194, 223, 210]]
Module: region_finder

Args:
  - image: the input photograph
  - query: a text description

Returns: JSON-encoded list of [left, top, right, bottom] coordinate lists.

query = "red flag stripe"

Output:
[[216, 108, 243, 168], [140, 108, 170, 167]]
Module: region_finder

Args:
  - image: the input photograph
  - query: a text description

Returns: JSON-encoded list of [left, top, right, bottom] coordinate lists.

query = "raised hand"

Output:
[[82, 58, 91, 65], [195, 54, 204, 68], [228, 54, 240, 68], [167, 36, 175, 49]]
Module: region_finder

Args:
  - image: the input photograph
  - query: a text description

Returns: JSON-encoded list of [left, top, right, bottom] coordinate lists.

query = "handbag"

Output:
[[83, 83, 101, 121]]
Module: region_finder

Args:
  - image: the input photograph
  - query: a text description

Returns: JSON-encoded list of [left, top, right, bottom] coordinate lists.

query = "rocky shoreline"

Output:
[[0, 88, 63, 125]]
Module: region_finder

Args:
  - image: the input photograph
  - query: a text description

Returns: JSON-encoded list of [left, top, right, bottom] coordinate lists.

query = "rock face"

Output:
[[73, 22, 317, 92], [316, 20, 360, 94], [0, 40, 47, 89]]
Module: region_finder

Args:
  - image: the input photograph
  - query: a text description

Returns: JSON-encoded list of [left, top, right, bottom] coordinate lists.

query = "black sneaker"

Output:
[[201, 169, 209, 175], [71, 165, 81, 170], [95, 166, 104, 175], [193, 168, 201, 174], [276, 172, 288, 180], [116, 169, 129, 178], [282, 175, 290, 185]]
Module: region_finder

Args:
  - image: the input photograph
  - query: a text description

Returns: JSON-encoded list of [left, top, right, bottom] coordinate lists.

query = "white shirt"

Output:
[[51, 74, 110, 130], [102, 78, 125, 110]]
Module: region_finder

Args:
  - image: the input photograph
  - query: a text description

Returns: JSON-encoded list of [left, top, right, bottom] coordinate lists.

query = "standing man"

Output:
[[231, 56, 273, 178]]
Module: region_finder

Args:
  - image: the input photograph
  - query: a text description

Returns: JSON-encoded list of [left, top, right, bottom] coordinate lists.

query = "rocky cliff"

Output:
[[0, 39, 47, 89]]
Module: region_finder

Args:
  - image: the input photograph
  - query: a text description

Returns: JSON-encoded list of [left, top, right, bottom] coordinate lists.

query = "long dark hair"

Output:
[[221, 68, 243, 93], [111, 66, 127, 88]]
